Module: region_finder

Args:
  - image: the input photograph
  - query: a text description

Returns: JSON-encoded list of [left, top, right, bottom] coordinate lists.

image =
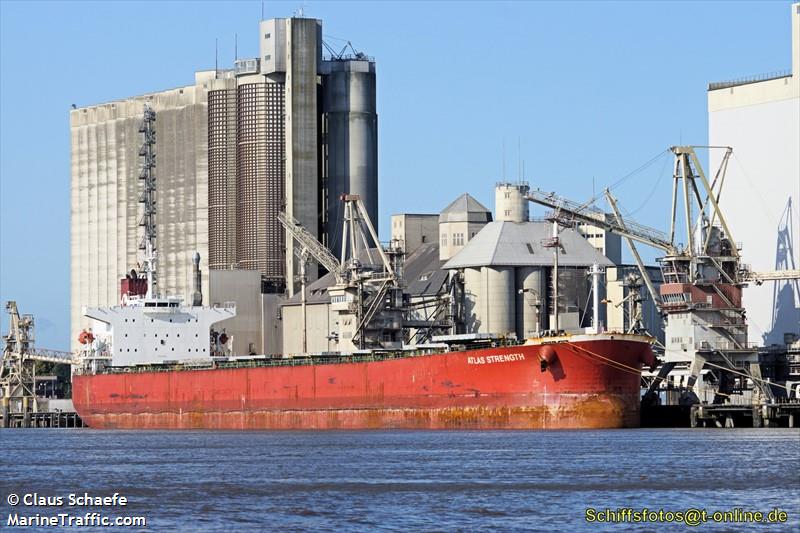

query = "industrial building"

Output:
[[391, 214, 439, 256], [70, 16, 378, 352], [604, 265, 664, 344], [438, 194, 493, 260], [443, 186, 613, 337], [207, 18, 378, 293], [68, 12, 660, 360], [708, 2, 800, 346], [575, 218, 622, 265], [280, 191, 480, 353], [279, 182, 666, 352], [445, 222, 613, 337], [70, 75, 213, 352], [69, 14, 668, 359]]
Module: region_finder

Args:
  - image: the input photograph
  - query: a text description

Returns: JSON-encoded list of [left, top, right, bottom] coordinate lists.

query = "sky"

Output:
[[0, 0, 795, 350]]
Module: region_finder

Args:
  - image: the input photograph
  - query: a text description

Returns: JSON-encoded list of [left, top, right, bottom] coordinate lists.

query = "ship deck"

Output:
[[82, 332, 653, 376], [86, 339, 523, 375]]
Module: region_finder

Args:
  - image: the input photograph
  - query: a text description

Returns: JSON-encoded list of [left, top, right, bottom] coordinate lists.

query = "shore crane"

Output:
[[278, 194, 403, 351], [527, 146, 800, 404], [1, 301, 77, 427]]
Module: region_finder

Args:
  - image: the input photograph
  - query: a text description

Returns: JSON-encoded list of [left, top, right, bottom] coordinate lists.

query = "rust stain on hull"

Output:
[[81, 394, 640, 430]]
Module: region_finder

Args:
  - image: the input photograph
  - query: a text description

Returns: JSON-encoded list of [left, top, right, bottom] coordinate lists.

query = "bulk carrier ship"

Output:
[[71, 105, 655, 430], [73, 205, 655, 429], [72, 190, 656, 430], [73, 331, 654, 430]]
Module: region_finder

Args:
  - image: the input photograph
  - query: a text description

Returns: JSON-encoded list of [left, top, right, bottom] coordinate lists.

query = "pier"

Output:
[[690, 401, 800, 428], [1, 411, 84, 428]]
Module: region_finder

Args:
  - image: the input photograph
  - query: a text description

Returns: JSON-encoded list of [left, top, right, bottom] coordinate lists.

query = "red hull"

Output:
[[72, 337, 654, 430]]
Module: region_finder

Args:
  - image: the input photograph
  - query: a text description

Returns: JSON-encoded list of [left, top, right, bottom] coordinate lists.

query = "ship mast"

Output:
[[551, 222, 559, 332], [139, 104, 157, 299], [589, 262, 604, 333]]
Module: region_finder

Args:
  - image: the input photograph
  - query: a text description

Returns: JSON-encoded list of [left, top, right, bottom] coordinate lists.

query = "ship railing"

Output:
[[697, 316, 747, 327], [182, 359, 215, 368], [94, 338, 529, 375], [698, 340, 759, 352]]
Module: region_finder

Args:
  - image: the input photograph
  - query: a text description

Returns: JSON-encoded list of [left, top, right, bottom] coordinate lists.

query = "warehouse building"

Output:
[[707, 2, 800, 346]]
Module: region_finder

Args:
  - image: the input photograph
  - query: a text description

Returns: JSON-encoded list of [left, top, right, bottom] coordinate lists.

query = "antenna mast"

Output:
[[139, 104, 158, 299]]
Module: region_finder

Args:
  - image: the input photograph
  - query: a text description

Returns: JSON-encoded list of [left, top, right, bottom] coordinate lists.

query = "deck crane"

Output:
[[527, 146, 800, 405]]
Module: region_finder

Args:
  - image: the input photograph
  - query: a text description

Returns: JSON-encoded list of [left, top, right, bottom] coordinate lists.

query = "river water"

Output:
[[1, 428, 798, 531]]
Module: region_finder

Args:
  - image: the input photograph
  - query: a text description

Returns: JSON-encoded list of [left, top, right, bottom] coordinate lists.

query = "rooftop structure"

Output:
[[391, 214, 439, 256], [442, 221, 613, 270], [495, 182, 530, 223], [438, 193, 492, 260]]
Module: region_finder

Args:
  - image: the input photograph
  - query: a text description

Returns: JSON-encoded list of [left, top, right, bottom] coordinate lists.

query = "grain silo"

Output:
[[321, 58, 378, 255]]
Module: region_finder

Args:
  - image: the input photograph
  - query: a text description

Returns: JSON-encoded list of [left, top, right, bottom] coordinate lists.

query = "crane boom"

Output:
[[22, 349, 77, 365], [348, 195, 395, 278], [526, 189, 676, 253], [605, 191, 663, 310], [277, 212, 344, 280], [741, 269, 800, 285]]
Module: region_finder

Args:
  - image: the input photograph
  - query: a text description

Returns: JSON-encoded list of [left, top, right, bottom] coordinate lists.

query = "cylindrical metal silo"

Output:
[[463, 267, 482, 333], [515, 267, 544, 338], [484, 266, 515, 336], [323, 59, 377, 256]]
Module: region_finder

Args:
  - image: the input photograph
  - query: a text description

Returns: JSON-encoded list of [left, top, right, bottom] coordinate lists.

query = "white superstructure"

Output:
[[83, 297, 235, 366]]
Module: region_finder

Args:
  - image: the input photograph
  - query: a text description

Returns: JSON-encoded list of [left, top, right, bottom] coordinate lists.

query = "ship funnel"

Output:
[[192, 252, 202, 306]]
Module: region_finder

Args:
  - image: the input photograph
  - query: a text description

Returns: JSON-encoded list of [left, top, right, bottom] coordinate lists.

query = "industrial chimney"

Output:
[[192, 252, 203, 306]]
